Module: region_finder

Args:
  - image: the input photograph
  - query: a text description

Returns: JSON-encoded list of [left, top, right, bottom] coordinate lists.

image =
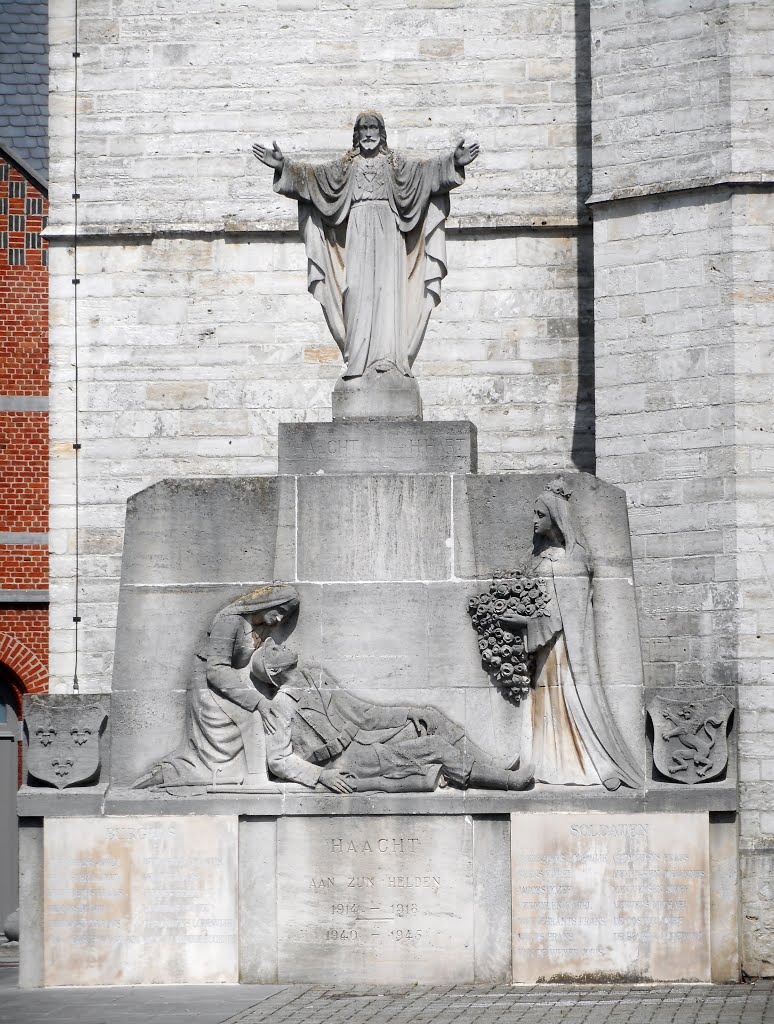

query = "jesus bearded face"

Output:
[[353, 113, 386, 156]]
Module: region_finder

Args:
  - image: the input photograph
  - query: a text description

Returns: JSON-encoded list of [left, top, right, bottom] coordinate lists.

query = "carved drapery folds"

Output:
[[129, 588, 535, 795]]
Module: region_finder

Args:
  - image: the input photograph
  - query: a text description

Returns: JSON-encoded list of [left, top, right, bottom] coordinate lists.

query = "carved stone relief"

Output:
[[468, 478, 644, 791], [131, 586, 534, 795], [467, 570, 549, 703], [248, 638, 533, 793], [648, 694, 734, 784], [24, 696, 108, 788], [131, 584, 301, 793]]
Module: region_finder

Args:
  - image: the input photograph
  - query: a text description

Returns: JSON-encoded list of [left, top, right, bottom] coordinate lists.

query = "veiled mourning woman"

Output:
[[133, 584, 300, 790], [253, 112, 478, 378], [499, 481, 642, 790]]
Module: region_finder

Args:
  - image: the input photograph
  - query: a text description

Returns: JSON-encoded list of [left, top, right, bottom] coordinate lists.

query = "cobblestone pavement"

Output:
[[222, 984, 774, 1024], [1, 964, 772, 1024]]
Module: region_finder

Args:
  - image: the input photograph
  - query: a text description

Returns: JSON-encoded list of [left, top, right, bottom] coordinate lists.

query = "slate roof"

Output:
[[0, 1, 48, 181]]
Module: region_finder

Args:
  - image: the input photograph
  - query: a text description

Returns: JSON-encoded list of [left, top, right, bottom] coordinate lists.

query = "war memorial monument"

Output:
[[17, 0, 774, 992]]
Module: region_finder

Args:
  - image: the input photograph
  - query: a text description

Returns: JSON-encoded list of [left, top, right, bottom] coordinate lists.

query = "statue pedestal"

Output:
[[278, 419, 477, 474], [332, 365, 422, 421], [17, 793, 737, 987]]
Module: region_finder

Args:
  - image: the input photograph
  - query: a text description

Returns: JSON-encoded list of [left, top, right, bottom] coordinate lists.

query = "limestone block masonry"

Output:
[[276, 816, 480, 985], [43, 816, 238, 986], [46, 0, 596, 699], [40, 0, 774, 981], [17, 808, 737, 987], [512, 813, 712, 983], [589, 0, 774, 977], [104, 463, 657, 790], [17, 414, 740, 986]]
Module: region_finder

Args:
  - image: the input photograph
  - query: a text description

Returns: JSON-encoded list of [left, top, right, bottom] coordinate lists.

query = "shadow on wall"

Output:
[[572, 0, 595, 474]]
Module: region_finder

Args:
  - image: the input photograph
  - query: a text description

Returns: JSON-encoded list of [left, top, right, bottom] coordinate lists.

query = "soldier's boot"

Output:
[[468, 761, 534, 791]]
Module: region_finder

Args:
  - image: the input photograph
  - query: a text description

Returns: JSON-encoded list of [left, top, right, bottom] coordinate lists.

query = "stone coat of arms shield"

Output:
[[647, 693, 734, 785], [25, 699, 107, 789]]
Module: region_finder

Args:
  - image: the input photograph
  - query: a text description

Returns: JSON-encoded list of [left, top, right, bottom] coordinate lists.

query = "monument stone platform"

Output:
[[17, 414, 740, 988]]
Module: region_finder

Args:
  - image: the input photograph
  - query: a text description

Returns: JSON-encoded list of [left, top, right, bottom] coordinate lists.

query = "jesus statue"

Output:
[[253, 112, 479, 380]]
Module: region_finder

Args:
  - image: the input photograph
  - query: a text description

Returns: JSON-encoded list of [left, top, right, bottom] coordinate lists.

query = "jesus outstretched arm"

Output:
[[251, 113, 479, 381]]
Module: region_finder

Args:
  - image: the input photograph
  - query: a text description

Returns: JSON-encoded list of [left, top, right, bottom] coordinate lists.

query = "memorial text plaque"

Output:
[[277, 815, 474, 984], [511, 812, 710, 983], [44, 815, 238, 986]]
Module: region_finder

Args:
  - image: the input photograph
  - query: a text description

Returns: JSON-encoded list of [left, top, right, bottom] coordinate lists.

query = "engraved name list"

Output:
[[511, 812, 711, 983]]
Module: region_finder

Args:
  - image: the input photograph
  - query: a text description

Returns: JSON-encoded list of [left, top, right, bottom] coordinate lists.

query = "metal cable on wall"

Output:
[[71, 2, 81, 693]]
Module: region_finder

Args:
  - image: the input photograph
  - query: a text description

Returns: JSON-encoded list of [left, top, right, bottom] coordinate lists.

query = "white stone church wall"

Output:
[[47, 0, 593, 692], [49, 0, 586, 230], [591, 0, 774, 977]]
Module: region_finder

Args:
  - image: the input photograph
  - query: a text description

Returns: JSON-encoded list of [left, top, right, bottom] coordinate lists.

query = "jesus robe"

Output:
[[274, 150, 464, 378]]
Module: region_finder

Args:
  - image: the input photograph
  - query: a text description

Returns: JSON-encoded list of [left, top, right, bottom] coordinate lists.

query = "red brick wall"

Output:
[[0, 618, 47, 694], [0, 162, 47, 394], [0, 154, 49, 708], [0, 412, 47, 534], [0, 545, 47, 590]]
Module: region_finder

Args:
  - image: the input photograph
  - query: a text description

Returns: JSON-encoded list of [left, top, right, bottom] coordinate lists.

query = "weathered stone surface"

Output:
[[109, 690, 188, 786], [37, 0, 768, 977], [279, 421, 476, 475], [17, 786, 108, 819], [297, 475, 452, 581], [590, 4, 774, 200], [740, 848, 774, 978], [18, 819, 43, 989], [238, 818, 277, 983], [473, 815, 512, 982], [590, 576, 644, 693], [47, 228, 592, 695], [332, 366, 423, 421], [458, 475, 645, 789], [245, 638, 533, 793], [286, 581, 525, 767], [276, 815, 475, 984], [52, 3, 585, 231], [110, 575, 527, 784], [272, 474, 297, 581], [23, 695, 110, 790], [511, 812, 711, 983], [256, 116, 478, 381], [112, 584, 255, 693], [124, 586, 298, 793], [293, 581, 482, 686], [18, 783, 737, 821], [593, 180, 769, 972], [120, 477, 280, 586], [709, 814, 739, 983], [43, 816, 238, 986], [454, 473, 634, 580]]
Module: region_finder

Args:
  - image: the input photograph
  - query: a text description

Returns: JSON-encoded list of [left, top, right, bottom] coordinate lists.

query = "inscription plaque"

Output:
[[511, 812, 710, 983], [277, 816, 474, 984], [278, 421, 477, 475], [44, 816, 238, 986]]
